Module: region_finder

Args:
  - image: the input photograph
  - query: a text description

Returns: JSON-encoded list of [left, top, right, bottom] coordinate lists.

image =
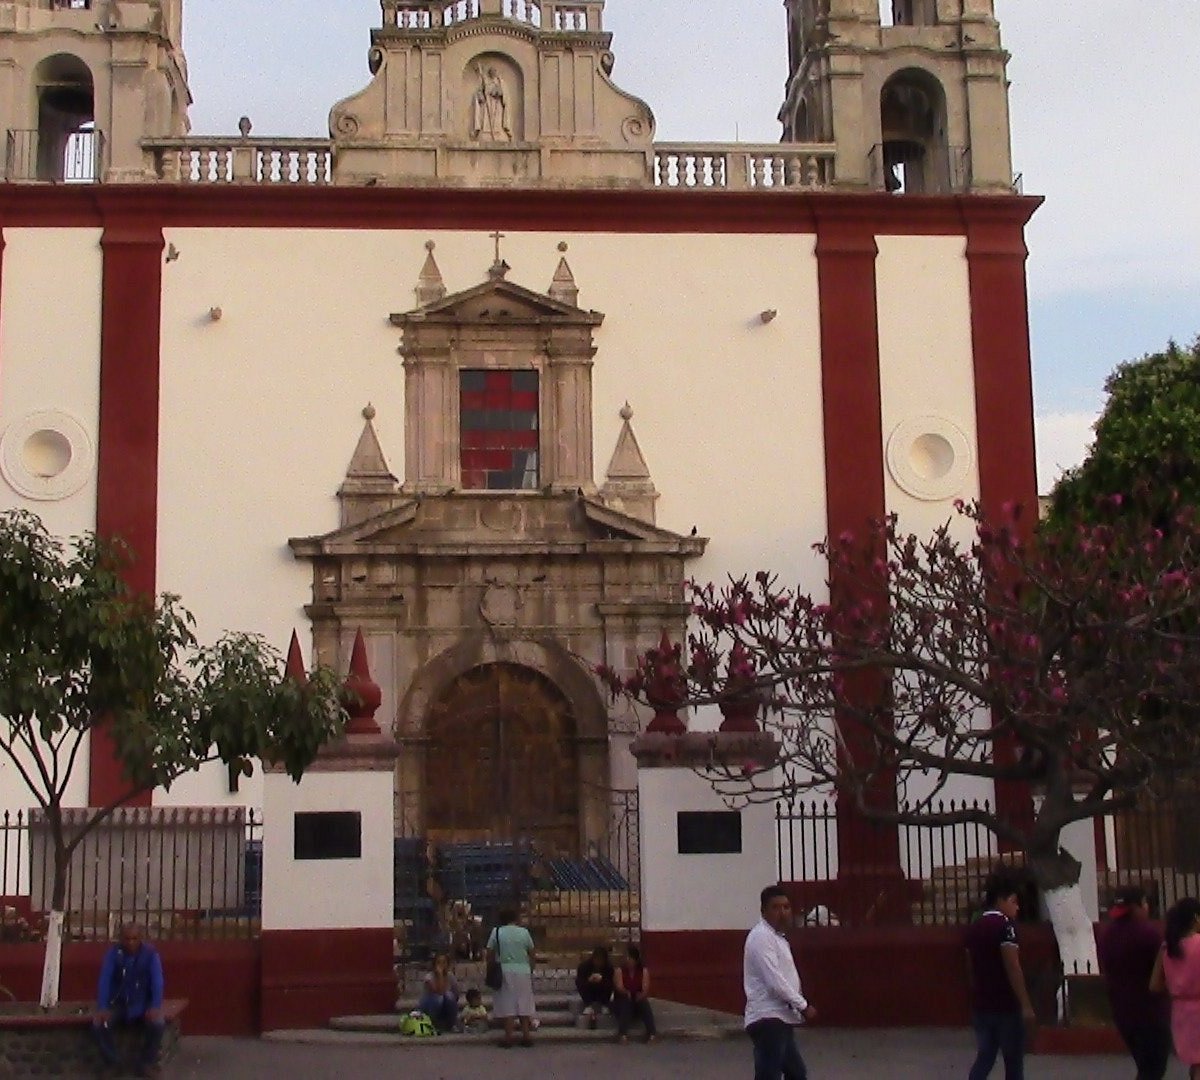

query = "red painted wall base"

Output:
[[643, 924, 1061, 1028], [259, 927, 396, 1031], [0, 940, 260, 1036]]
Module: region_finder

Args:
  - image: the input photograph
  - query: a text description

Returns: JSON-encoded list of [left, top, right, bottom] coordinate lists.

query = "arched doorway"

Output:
[[424, 663, 580, 855]]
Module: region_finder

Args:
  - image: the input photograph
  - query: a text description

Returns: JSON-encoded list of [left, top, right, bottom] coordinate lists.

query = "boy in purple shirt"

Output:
[[964, 875, 1035, 1080], [1098, 885, 1171, 1080]]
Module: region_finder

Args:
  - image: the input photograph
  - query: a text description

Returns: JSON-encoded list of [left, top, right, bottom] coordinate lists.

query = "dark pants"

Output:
[[1116, 1019, 1172, 1080], [969, 1011, 1025, 1080], [615, 995, 657, 1038], [417, 991, 459, 1032], [747, 1018, 808, 1080], [91, 1012, 165, 1070], [579, 984, 612, 1009]]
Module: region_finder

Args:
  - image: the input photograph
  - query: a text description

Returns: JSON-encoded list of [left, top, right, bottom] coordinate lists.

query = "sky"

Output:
[[182, 0, 1199, 493]]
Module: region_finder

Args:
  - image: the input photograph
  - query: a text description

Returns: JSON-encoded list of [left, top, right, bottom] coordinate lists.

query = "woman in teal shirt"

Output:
[[486, 908, 539, 1047]]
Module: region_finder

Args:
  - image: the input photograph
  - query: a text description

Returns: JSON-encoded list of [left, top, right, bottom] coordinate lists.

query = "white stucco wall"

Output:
[[261, 767, 395, 931], [154, 228, 828, 799], [875, 234, 994, 821], [0, 227, 103, 815], [639, 768, 777, 931]]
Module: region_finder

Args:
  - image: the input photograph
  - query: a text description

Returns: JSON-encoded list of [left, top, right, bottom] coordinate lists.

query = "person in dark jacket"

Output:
[[575, 946, 615, 1028], [92, 924, 166, 1078], [1099, 886, 1171, 1080]]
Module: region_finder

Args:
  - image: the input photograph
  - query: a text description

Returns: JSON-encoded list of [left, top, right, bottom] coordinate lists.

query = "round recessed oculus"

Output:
[[886, 416, 973, 502], [1, 411, 93, 501]]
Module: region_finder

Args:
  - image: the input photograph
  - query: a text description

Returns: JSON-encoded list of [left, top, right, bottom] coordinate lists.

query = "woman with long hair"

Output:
[[613, 944, 657, 1044], [1152, 897, 1200, 1078]]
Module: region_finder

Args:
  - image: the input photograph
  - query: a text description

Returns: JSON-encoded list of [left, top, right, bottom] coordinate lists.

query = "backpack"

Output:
[[399, 1010, 437, 1038]]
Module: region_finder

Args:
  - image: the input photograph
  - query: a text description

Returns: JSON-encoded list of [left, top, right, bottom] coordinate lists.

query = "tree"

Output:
[[1049, 336, 1200, 529], [0, 510, 346, 1008], [603, 502, 1200, 969]]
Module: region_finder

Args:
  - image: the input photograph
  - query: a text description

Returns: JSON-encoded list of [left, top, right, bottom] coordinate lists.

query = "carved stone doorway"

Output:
[[424, 663, 580, 856]]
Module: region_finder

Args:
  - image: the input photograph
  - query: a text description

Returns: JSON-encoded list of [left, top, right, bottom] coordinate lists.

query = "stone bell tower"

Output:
[[780, 0, 1014, 194], [0, 0, 190, 182]]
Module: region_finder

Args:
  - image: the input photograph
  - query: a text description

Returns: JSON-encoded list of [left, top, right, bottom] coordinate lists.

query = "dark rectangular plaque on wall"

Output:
[[294, 811, 362, 861], [677, 811, 743, 855]]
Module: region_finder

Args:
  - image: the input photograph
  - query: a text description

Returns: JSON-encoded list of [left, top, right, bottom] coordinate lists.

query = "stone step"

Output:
[[334, 1007, 589, 1034]]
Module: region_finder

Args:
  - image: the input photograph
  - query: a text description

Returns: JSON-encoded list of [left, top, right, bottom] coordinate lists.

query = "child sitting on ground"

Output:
[[461, 987, 489, 1033]]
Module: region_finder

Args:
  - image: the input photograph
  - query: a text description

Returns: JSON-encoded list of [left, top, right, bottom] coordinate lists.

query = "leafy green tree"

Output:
[[0, 510, 346, 1008], [1049, 336, 1200, 528]]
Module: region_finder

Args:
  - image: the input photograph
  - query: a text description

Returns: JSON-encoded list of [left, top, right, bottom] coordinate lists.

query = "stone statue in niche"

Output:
[[471, 64, 512, 142]]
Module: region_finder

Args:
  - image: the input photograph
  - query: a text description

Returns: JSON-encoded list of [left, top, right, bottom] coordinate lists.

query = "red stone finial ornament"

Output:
[[718, 642, 762, 733], [643, 629, 688, 735], [284, 629, 308, 685], [342, 629, 383, 736]]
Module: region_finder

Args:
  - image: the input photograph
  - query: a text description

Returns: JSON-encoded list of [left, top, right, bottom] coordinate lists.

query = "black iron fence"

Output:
[[1101, 792, 1200, 917], [778, 792, 1200, 929], [776, 799, 1010, 927], [0, 807, 262, 943]]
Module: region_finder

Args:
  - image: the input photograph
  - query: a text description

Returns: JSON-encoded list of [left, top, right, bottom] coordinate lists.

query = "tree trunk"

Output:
[[38, 910, 64, 1010], [39, 813, 69, 1010], [1029, 846, 1098, 974]]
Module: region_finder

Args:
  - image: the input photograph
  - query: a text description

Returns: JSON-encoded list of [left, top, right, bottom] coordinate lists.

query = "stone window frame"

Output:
[[394, 279, 602, 497]]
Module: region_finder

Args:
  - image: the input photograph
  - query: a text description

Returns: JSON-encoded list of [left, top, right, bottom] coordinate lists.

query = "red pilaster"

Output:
[[965, 201, 1041, 839], [90, 215, 164, 808], [814, 211, 902, 897]]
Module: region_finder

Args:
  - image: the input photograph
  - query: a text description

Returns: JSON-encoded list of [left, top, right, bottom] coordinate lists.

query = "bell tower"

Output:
[[780, 0, 1014, 194], [0, 0, 191, 182]]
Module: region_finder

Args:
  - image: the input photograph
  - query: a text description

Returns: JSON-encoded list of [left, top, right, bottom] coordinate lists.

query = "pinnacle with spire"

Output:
[[600, 401, 659, 525], [416, 240, 447, 305], [338, 404, 401, 526], [549, 241, 579, 305]]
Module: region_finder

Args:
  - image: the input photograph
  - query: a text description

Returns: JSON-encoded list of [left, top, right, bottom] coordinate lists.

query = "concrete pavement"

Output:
[[162, 1028, 1190, 1079]]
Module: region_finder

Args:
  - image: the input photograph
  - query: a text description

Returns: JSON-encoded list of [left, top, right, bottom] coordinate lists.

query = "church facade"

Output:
[[0, 0, 1039, 1030]]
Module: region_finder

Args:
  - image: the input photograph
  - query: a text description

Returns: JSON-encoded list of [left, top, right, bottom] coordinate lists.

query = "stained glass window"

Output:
[[460, 370, 539, 490]]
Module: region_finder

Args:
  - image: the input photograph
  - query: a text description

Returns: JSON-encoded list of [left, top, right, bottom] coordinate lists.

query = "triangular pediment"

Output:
[[391, 277, 603, 327], [290, 494, 704, 559]]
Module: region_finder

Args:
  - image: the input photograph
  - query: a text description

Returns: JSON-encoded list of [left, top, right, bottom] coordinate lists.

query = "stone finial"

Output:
[[600, 402, 659, 524], [284, 630, 308, 685], [718, 643, 762, 733], [416, 241, 447, 305], [338, 406, 400, 526], [548, 254, 579, 306], [342, 629, 383, 736]]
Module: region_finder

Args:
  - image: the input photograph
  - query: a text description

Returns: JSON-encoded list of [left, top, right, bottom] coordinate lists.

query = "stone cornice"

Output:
[[630, 731, 780, 769]]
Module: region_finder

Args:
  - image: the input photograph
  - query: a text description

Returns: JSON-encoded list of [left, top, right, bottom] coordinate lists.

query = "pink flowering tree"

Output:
[[605, 501, 1200, 968]]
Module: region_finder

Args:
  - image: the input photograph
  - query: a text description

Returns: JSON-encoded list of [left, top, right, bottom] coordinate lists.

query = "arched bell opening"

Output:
[[31, 53, 98, 181], [878, 68, 949, 194]]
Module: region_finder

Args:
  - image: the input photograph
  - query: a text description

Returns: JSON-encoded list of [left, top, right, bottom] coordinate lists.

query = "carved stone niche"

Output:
[[390, 266, 604, 497]]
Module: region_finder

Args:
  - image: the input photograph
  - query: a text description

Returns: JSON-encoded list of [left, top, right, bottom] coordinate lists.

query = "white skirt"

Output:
[[492, 970, 536, 1018]]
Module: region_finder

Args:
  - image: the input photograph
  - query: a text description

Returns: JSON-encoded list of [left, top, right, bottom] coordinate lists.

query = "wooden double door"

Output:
[[424, 663, 580, 856]]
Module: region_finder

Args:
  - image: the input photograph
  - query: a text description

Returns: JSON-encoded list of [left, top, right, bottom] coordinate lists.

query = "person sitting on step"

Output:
[[576, 945, 615, 1029], [417, 951, 461, 1033], [614, 944, 658, 1044]]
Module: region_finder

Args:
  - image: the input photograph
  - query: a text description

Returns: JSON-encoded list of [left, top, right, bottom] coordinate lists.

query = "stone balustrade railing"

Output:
[[383, 0, 602, 32], [138, 138, 835, 191], [144, 138, 333, 185], [653, 143, 837, 190]]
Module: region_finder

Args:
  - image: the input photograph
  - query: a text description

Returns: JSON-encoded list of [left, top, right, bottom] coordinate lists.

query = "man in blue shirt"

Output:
[[92, 924, 166, 1078]]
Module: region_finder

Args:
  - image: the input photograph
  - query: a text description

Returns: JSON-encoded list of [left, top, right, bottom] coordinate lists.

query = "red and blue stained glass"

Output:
[[460, 370, 539, 490]]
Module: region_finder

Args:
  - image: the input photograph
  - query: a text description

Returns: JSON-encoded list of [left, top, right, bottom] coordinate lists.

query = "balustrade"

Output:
[[653, 143, 836, 191], [145, 138, 333, 185]]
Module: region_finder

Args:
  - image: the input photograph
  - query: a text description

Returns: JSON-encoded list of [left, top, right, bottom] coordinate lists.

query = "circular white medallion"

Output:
[[1, 410, 93, 501], [886, 416, 973, 502]]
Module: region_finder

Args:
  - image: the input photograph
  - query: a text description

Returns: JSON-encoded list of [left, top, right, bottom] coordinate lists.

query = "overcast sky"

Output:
[[183, 0, 1199, 492]]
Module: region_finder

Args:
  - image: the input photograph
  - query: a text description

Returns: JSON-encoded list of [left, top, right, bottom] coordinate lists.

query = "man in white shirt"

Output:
[[744, 884, 817, 1080]]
